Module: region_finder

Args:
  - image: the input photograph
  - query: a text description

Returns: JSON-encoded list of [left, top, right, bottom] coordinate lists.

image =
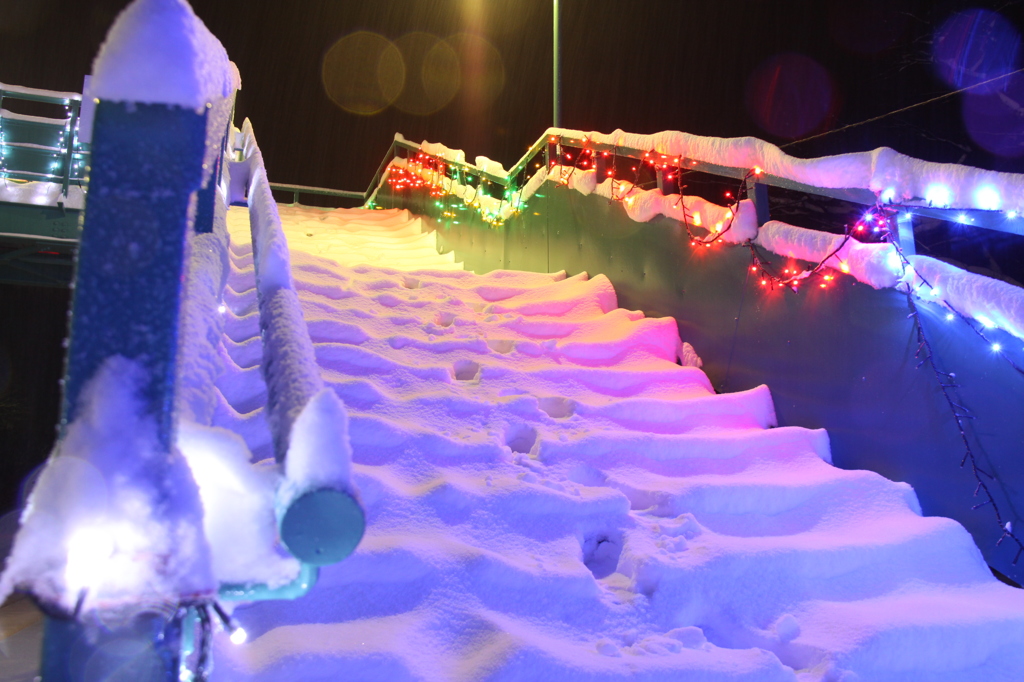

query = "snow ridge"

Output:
[[213, 204, 1024, 682], [548, 127, 1024, 214]]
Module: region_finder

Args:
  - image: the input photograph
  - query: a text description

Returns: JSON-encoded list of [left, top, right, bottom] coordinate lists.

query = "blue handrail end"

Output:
[[279, 487, 366, 566]]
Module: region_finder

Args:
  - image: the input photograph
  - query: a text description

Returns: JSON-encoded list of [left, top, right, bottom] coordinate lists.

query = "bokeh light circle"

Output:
[[394, 32, 460, 116], [744, 53, 838, 140], [322, 31, 405, 115], [962, 73, 1024, 157], [447, 33, 506, 108], [932, 9, 1021, 95]]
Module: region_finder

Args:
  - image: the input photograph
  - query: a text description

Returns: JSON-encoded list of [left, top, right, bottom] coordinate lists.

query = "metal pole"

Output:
[[553, 0, 560, 129]]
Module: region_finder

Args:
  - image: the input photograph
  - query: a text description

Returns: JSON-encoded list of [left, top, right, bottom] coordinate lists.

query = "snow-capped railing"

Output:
[[0, 82, 89, 196], [238, 117, 366, 569], [377, 128, 1024, 343], [377, 128, 1024, 244]]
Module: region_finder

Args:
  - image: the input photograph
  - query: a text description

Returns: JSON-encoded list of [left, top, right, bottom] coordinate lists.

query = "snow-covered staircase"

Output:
[[215, 204, 1024, 682]]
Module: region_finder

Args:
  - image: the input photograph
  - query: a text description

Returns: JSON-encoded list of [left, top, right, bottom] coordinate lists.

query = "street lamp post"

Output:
[[553, 0, 560, 129]]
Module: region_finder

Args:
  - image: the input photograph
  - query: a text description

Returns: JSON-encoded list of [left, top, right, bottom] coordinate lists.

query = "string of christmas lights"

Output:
[[551, 139, 754, 248], [174, 599, 247, 682], [388, 153, 516, 226], [880, 221, 1024, 566]]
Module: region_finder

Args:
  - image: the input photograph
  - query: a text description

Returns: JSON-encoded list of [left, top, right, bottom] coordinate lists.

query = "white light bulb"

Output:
[[974, 186, 1001, 211], [230, 627, 248, 645], [925, 184, 952, 208]]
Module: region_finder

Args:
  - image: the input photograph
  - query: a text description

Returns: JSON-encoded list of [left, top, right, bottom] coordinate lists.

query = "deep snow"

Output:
[[207, 203, 1024, 682]]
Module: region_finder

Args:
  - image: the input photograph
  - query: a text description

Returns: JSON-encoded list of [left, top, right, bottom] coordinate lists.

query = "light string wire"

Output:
[[780, 66, 1024, 151], [879, 208, 1024, 565], [175, 598, 243, 682]]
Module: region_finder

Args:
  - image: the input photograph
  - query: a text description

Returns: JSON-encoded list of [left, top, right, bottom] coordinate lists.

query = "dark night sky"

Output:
[[2, 0, 1024, 193]]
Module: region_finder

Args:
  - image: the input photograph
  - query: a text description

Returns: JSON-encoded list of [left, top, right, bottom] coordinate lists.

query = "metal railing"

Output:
[[0, 83, 89, 196], [295, 129, 1024, 259]]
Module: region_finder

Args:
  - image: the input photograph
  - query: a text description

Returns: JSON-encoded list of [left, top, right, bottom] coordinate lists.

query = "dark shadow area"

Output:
[[0, 284, 69, 513]]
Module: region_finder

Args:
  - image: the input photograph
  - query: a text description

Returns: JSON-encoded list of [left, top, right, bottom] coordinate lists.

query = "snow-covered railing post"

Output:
[[0, 1, 240, 680]]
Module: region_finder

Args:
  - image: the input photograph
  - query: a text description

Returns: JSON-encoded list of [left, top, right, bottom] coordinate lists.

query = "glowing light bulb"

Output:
[[230, 627, 248, 645], [946, 313, 955, 321], [881, 188, 896, 203], [992, 343, 1002, 352], [839, 262, 850, 274], [925, 184, 952, 208], [217, 304, 226, 314], [973, 186, 1000, 211]]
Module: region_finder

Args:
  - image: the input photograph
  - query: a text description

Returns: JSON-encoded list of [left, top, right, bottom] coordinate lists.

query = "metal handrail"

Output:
[[339, 130, 1024, 241], [0, 83, 88, 197]]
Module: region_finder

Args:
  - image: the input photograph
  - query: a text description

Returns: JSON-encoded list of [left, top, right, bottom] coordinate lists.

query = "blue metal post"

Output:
[[896, 213, 916, 256], [61, 101, 208, 445], [46, 99, 212, 682], [546, 139, 559, 168], [553, 0, 561, 129], [745, 176, 770, 226], [657, 166, 679, 195], [595, 151, 612, 183]]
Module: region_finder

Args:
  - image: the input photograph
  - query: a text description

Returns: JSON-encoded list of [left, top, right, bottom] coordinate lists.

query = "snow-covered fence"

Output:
[[0, 82, 88, 196], [380, 126, 1024, 249], [381, 128, 1024, 346], [237, 117, 365, 567]]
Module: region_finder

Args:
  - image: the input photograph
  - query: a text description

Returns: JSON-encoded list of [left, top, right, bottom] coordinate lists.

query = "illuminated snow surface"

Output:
[[213, 205, 1024, 682]]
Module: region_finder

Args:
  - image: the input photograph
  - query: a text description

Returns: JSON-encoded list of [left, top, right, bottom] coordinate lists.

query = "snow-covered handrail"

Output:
[[240, 117, 365, 567], [383, 128, 1024, 238], [384, 130, 1024, 345]]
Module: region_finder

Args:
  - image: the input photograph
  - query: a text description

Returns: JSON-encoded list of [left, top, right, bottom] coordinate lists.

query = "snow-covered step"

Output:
[[214, 205, 1024, 682]]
